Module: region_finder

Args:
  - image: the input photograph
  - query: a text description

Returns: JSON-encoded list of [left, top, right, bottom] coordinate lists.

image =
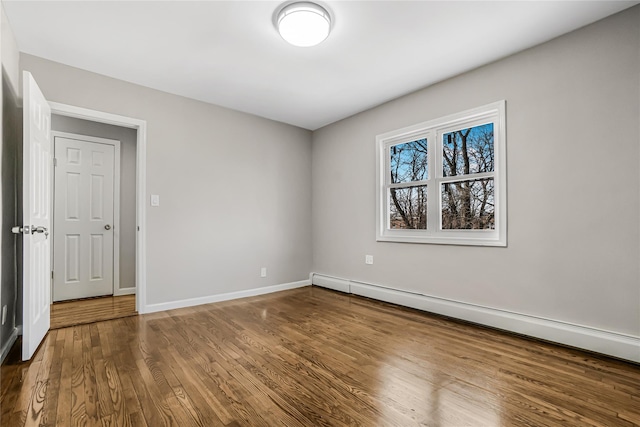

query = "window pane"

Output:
[[390, 139, 428, 184], [441, 179, 494, 229], [443, 123, 494, 177], [389, 185, 427, 229]]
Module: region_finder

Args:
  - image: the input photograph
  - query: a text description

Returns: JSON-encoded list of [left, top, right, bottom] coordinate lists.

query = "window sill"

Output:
[[376, 233, 506, 247]]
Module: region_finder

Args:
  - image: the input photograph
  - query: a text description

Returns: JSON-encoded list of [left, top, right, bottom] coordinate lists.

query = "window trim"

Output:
[[376, 100, 507, 247]]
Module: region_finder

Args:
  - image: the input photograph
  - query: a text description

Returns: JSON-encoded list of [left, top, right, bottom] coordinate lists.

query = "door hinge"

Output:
[[53, 158, 57, 167], [51, 271, 54, 280]]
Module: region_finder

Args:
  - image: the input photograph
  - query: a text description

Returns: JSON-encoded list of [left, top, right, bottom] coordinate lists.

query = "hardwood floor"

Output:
[[1, 286, 639, 426], [50, 295, 137, 329]]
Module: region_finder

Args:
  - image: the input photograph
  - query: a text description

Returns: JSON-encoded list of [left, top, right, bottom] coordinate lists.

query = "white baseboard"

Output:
[[143, 279, 310, 314], [311, 273, 640, 363], [0, 327, 19, 364], [310, 273, 350, 293], [114, 287, 136, 296]]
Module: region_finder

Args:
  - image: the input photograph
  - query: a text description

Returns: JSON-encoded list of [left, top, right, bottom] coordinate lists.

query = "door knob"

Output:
[[12, 226, 28, 234], [104, 224, 111, 230]]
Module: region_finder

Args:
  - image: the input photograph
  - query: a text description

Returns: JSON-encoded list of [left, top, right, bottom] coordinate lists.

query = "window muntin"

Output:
[[376, 101, 506, 246]]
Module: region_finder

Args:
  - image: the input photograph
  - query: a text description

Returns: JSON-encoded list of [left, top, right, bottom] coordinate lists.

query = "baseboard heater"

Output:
[[310, 273, 640, 363]]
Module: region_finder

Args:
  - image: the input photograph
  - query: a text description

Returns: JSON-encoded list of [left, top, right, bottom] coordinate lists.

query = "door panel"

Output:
[[22, 71, 52, 361], [65, 234, 80, 281], [53, 137, 115, 301]]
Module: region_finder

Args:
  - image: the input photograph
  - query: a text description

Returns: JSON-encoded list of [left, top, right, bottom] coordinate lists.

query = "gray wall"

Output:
[[312, 7, 640, 337], [0, 65, 22, 354], [21, 54, 313, 307], [1, 70, 21, 352], [0, 2, 21, 358], [51, 115, 137, 292]]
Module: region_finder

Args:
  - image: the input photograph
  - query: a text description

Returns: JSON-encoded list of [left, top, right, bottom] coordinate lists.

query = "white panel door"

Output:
[[21, 71, 52, 361], [53, 137, 115, 301]]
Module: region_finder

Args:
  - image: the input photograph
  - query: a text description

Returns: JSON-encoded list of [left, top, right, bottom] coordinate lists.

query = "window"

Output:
[[376, 101, 506, 246]]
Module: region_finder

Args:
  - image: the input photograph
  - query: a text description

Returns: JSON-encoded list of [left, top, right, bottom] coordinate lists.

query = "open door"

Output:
[[17, 71, 52, 360]]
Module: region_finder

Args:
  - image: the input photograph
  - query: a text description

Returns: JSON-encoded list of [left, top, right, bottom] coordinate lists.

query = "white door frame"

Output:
[[49, 102, 147, 314], [51, 131, 122, 300]]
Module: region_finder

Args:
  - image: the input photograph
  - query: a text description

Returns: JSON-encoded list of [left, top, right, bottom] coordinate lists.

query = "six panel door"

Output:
[[22, 71, 52, 360], [53, 136, 115, 301]]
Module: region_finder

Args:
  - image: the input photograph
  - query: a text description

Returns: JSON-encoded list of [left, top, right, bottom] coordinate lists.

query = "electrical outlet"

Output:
[[1, 305, 7, 325], [260, 267, 267, 278], [365, 255, 374, 265]]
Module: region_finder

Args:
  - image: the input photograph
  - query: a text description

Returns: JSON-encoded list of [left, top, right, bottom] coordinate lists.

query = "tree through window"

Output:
[[389, 139, 428, 229], [441, 123, 495, 230]]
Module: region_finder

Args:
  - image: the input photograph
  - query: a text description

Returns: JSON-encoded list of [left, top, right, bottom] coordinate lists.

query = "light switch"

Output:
[[151, 194, 160, 207]]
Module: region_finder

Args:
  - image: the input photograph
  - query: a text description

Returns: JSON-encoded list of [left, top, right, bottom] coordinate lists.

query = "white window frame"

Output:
[[376, 100, 507, 246]]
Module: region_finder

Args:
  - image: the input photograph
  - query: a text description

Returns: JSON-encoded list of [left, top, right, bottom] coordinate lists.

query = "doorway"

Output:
[[49, 116, 138, 324], [48, 103, 147, 318], [16, 72, 147, 361]]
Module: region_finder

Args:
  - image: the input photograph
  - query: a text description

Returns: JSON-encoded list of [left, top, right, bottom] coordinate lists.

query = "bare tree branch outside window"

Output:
[[389, 139, 428, 229], [441, 123, 495, 229]]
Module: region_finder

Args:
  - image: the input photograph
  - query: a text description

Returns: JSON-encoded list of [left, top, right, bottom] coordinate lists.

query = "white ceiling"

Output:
[[4, 1, 638, 130]]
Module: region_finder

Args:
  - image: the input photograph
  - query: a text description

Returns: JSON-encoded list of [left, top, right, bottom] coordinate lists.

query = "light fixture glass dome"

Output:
[[277, 2, 331, 47]]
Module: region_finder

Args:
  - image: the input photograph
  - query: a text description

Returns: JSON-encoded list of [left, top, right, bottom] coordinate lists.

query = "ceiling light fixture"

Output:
[[277, 2, 331, 47]]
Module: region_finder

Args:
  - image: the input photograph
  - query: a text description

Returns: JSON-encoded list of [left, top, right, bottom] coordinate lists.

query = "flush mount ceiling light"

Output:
[[277, 2, 331, 47]]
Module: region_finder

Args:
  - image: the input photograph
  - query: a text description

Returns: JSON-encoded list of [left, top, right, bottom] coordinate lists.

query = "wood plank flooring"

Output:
[[1, 286, 639, 426], [50, 295, 136, 329]]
